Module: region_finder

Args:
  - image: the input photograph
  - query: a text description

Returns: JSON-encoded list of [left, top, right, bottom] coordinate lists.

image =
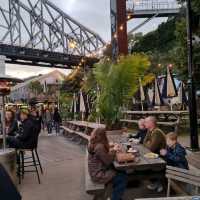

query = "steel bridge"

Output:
[[126, 0, 180, 18], [0, 0, 105, 68], [126, 0, 181, 35]]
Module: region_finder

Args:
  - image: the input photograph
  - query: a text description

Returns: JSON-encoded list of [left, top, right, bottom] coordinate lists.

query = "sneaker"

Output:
[[147, 183, 158, 190], [156, 184, 163, 193]]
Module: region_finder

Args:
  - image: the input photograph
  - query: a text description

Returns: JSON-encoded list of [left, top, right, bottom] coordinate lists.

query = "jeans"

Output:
[[112, 172, 127, 200], [47, 121, 52, 134], [54, 122, 60, 134]]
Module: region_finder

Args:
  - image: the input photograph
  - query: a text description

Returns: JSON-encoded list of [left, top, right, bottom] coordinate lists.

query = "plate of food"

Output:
[[144, 152, 159, 159], [127, 148, 138, 154], [128, 138, 140, 144]]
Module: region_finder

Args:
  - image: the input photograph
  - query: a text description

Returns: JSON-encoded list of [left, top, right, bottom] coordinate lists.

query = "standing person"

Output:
[[53, 107, 62, 134], [160, 132, 189, 170], [88, 128, 127, 200], [5, 110, 18, 136], [45, 109, 52, 134], [39, 109, 45, 131], [143, 116, 166, 192]]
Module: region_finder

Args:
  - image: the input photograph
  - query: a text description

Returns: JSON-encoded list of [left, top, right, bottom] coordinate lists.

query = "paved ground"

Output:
[[19, 130, 199, 200], [19, 131, 169, 200], [19, 133, 92, 200]]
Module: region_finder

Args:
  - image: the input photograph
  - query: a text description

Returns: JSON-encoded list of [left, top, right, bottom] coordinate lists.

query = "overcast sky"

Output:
[[5, 0, 167, 78]]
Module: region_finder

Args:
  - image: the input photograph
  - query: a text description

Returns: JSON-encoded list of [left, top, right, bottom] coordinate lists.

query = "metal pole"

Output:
[[186, 0, 199, 150], [2, 95, 6, 150]]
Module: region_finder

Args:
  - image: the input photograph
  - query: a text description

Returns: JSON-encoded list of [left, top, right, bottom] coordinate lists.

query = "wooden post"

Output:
[[110, 0, 128, 60]]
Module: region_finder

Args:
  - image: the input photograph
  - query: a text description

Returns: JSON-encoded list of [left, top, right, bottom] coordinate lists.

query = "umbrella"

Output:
[[80, 91, 86, 121], [43, 81, 47, 93], [177, 81, 188, 106], [139, 78, 145, 110], [162, 67, 177, 98], [72, 93, 77, 119], [153, 78, 163, 106], [148, 88, 154, 104]]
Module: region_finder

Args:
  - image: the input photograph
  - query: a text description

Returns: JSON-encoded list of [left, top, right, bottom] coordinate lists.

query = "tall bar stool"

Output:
[[17, 134, 43, 184], [17, 148, 42, 184]]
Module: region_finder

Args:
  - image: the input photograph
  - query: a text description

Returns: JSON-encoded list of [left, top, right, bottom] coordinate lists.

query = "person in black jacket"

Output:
[[30, 108, 42, 136], [7, 109, 37, 149], [160, 132, 189, 170], [129, 119, 147, 144], [0, 164, 21, 200], [5, 110, 18, 136], [53, 107, 62, 134]]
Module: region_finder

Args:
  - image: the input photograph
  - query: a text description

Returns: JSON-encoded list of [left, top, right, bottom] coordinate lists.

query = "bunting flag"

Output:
[[177, 81, 188, 105], [162, 67, 177, 98], [153, 78, 163, 106]]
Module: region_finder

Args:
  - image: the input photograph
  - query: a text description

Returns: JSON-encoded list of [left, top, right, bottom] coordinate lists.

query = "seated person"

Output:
[[130, 119, 147, 144], [143, 116, 166, 192], [7, 109, 37, 149], [88, 128, 127, 200], [143, 116, 166, 154], [160, 132, 189, 170], [5, 110, 18, 136]]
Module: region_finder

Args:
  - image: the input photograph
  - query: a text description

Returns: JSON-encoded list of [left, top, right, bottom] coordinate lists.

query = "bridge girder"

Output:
[[0, 0, 105, 68]]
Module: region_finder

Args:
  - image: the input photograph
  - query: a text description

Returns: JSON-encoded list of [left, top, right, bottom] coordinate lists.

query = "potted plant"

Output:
[[90, 54, 151, 131]]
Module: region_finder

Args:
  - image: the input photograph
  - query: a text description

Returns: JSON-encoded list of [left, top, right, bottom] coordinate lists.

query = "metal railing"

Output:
[[127, 0, 180, 12]]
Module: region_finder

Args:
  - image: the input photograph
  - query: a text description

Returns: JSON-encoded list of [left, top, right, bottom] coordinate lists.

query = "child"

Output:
[[131, 119, 147, 144], [160, 132, 189, 170]]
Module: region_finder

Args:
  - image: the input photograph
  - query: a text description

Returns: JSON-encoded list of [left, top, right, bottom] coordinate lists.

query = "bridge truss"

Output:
[[0, 0, 105, 68]]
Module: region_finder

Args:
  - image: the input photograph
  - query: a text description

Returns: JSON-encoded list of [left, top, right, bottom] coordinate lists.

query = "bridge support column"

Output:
[[110, 0, 128, 60]]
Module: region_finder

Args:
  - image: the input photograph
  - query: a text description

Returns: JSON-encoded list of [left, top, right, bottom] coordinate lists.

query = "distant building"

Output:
[[10, 70, 66, 102]]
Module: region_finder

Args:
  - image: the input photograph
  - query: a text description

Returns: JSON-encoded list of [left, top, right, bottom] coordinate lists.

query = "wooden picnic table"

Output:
[[122, 110, 189, 115], [121, 110, 189, 121], [66, 121, 105, 129], [108, 134, 166, 173], [121, 110, 189, 129], [135, 197, 200, 200], [113, 144, 166, 172]]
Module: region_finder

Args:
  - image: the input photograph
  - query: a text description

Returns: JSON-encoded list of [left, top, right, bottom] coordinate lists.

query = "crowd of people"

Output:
[[87, 116, 189, 200], [4, 106, 62, 149]]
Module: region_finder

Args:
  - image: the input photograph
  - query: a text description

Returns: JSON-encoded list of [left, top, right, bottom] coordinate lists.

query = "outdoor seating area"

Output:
[[0, 0, 200, 199]]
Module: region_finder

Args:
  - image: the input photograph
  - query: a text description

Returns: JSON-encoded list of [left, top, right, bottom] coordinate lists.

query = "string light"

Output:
[[69, 40, 77, 49], [119, 25, 124, 31]]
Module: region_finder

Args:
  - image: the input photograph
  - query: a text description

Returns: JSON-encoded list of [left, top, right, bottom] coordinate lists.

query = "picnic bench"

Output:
[[166, 165, 200, 196], [85, 150, 108, 200], [120, 110, 189, 131], [61, 121, 105, 144], [135, 197, 200, 200]]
